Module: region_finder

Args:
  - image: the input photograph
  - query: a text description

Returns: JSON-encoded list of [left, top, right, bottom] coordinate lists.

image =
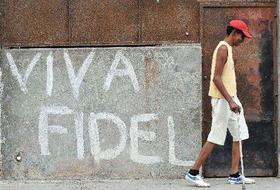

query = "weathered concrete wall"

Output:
[[0, 52, 3, 179], [0, 45, 202, 180]]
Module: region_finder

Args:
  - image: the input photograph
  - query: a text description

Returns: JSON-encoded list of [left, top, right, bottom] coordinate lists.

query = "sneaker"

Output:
[[185, 172, 210, 187], [227, 175, 255, 184]]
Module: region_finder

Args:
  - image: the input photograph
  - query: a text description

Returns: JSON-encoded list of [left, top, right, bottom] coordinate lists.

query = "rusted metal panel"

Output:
[[0, 0, 3, 48], [141, 0, 199, 44], [2, 0, 200, 47], [70, 0, 140, 45], [201, 2, 277, 177], [2, 0, 69, 47]]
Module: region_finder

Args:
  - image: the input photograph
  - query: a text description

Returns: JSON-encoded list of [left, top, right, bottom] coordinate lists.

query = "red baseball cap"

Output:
[[229, 20, 253, 38]]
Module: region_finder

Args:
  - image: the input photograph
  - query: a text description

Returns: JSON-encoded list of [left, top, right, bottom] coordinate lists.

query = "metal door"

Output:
[[201, 2, 278, 177]]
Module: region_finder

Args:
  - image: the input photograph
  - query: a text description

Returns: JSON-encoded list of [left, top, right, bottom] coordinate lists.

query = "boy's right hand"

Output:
[[229, 101, 240, 113]]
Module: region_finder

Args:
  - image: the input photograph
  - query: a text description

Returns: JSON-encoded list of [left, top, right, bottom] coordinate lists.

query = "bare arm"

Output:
[[213, 45, 240, 113]]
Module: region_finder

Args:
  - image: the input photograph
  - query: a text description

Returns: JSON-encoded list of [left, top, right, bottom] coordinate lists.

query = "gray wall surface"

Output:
[[0, 45, 202, 179]]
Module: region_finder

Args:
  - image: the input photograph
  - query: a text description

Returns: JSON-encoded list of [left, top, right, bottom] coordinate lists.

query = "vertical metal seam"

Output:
[[138, 0, 143, 44], [0, 0, 4, 48], [68, 0, 71, 46], [276, 0, 280, 177], [272, 4, 279, 176]]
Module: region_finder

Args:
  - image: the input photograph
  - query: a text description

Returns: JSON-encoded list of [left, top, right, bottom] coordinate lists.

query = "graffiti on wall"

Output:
[[2, 48, 201, 168]]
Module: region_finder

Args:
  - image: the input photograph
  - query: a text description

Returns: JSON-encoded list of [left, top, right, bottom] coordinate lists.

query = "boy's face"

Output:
[[232, 30, 245, 46]]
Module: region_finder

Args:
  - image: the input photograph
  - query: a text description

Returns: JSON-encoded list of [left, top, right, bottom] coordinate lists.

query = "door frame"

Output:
[[199, 1, 278, 177]]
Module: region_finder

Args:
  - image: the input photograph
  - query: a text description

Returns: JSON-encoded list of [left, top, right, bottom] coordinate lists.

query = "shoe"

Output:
[[185, 172, 210, 187], [227, 175, 255, 184]]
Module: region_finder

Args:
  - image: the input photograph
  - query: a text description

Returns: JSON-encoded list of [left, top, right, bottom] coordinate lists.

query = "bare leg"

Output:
[[191, 141, 216, 170], [231, 141, 240, 174]]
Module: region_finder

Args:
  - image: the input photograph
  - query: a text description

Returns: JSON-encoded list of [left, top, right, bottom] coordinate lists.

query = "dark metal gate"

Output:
[[201, 2, 278, 177]]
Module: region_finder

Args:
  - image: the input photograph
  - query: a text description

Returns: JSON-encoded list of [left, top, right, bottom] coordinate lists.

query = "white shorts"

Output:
[[207, 96, 249, 146]]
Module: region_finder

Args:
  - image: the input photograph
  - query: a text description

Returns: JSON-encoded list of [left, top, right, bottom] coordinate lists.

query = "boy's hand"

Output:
[[229, 101, 240, 113]]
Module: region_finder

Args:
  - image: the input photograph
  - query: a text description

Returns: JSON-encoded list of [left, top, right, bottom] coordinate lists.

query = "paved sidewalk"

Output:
[[0, 178, 279, 190]]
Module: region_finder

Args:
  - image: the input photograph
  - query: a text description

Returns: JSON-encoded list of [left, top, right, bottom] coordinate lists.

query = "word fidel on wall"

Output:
[[3, 50, 196, 167]]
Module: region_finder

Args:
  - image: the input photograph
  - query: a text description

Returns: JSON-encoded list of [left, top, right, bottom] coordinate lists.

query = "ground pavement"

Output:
[[0, 177, 279, 190]]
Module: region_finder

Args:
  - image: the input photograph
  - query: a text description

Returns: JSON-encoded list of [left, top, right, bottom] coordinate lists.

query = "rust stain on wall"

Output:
[[55, 159, 96, 177], [144, 56, 159, 91]]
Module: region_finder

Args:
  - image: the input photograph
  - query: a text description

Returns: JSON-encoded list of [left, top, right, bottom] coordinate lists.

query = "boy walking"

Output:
[[185, 20, 256, 187]]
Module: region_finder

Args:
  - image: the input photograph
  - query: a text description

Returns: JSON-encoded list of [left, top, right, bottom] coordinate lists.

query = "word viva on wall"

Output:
[[6, 50, 146, 99], [3, 50, 196, 167]]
